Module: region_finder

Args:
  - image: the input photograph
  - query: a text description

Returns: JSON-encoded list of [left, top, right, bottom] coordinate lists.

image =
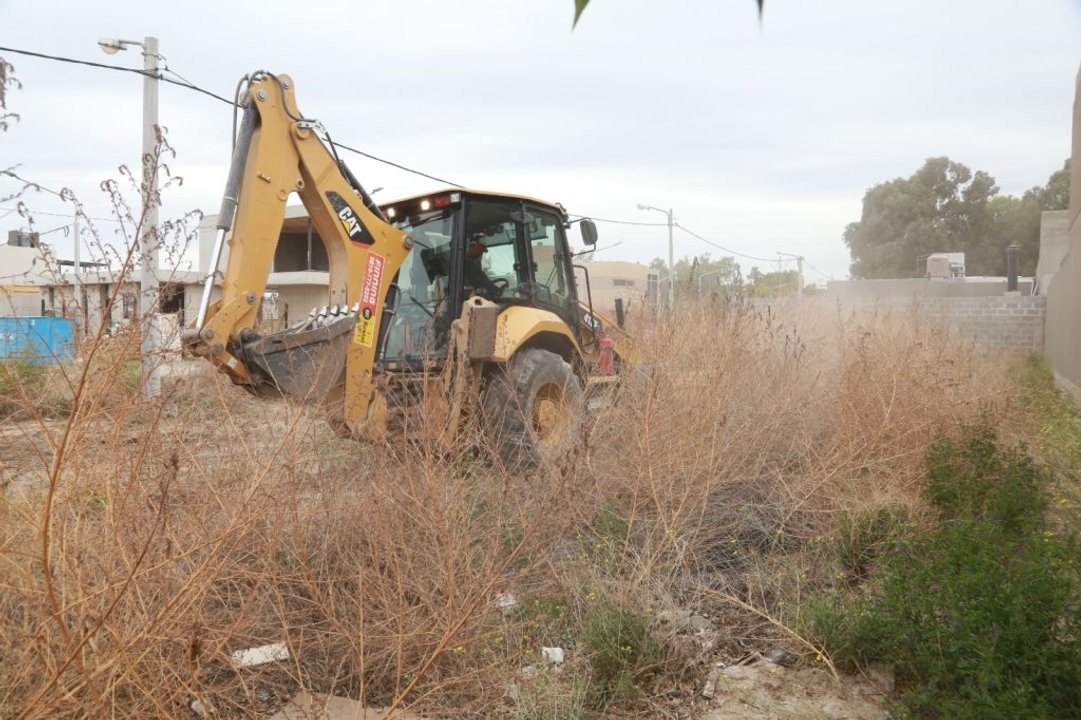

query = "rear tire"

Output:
[[482, 348, 585, 469]]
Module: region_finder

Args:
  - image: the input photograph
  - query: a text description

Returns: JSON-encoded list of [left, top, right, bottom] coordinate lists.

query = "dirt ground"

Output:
[[699, 654, 891, 720], [0, 415, 59, 496], [0, 361, 897, 720]]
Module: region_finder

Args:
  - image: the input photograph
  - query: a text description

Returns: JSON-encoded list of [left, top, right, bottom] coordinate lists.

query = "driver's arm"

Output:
[[464, 261, 499, 296]]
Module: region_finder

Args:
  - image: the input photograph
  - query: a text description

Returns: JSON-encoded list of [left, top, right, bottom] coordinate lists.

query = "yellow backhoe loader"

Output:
[[183, 71, 635, 465]]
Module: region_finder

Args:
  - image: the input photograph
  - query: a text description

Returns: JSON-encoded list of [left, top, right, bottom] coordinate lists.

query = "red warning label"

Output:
[[354, 252, 385, 348]]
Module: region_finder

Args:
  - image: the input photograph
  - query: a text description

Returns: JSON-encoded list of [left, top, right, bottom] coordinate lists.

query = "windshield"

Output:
[[381, 207, 459, 363]]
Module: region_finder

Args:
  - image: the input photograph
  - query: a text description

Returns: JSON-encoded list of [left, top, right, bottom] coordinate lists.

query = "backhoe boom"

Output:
[[184, 72, 412, 436]]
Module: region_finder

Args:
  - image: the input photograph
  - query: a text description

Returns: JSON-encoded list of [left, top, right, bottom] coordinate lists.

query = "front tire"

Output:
[[482, 348, 585, 469]]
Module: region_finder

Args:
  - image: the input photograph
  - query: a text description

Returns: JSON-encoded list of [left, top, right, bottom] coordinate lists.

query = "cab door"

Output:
[[522, 204, 579, 326]]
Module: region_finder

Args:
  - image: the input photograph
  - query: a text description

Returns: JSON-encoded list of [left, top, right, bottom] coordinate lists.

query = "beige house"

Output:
[[577, 260, 658, 319]]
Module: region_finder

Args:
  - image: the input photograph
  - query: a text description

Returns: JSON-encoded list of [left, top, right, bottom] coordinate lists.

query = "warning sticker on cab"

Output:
[[353, 252, 385, 348]]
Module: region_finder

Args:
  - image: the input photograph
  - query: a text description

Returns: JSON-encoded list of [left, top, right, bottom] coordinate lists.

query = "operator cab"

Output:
[[379, 190, 591, 368]]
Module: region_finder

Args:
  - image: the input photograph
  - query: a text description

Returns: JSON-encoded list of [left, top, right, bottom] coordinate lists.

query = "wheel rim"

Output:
[[532, 383, 571, 449]]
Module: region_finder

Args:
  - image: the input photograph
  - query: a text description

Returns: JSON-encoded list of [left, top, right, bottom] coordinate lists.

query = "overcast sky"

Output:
[[1, 0, 1079, 282]]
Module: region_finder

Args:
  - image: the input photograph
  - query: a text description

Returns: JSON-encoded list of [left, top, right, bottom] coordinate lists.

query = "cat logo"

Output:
[[326, 191, 375, 245]]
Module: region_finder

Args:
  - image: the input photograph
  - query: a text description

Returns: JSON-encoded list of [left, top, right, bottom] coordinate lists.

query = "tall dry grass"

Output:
[[0, 293, 1015, 718]]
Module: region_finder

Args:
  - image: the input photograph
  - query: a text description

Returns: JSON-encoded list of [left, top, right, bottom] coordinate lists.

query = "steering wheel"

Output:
[[482, 275, 510, 296]]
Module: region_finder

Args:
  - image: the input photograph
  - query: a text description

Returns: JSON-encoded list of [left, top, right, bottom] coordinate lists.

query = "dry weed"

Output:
[[0, 293, 1015, 718]]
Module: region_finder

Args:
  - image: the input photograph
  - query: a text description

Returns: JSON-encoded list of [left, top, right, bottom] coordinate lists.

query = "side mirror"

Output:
[[580, 219, 598, 246]]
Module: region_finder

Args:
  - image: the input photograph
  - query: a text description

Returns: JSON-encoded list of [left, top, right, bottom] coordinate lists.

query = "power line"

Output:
[[0, 207, 122, 223], [802, 258, 833, 281], [328, 138, 462, 188], [0, 45, 233, 104], [570, 214, 667, 227], [0, 45, 463, 187], [675, 223, 778, 263], [1, 170, 125, 223], [2, 169, 63, 197]]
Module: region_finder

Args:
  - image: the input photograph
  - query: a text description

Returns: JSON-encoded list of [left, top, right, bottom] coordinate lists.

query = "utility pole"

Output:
[[638, 203, 676, 310], [73, 213, 83, 333], [100, 35, 161, 397], [141, 36, 161, 398], [778, 252, 805, 300], [666, 208, 674, 310]]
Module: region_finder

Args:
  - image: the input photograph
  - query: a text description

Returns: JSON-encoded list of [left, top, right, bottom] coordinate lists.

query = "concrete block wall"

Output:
[[828, 295, 1046, 353], [921, 296, 1046, 352]]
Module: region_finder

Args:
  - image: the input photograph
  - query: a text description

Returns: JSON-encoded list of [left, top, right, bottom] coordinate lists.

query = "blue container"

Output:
[[0, 316, 75, 364]]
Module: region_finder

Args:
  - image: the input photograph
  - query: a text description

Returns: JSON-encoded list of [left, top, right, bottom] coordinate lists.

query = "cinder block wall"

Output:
[[821, 295, 1046, 353], [922, 296, 1046, 352]]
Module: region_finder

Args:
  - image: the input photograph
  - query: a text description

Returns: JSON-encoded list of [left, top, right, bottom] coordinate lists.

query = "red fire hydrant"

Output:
[[599, 336, 615, 375]]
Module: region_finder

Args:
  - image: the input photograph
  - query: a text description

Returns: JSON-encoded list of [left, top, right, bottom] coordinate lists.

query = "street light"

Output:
[[99, 36, 162, 398], [637, 203, 675, 310], [696, 266, 732, 296]]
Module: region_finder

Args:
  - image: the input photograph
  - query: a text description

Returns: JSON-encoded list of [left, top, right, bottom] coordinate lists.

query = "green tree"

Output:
[[845, 158, 1070, 278], [844, 157, 999, 278], [650, 254, 743, 299], [970, 160, 1069, 276], [746, 268, 799, 298], [1042, 159, 1070, 212]]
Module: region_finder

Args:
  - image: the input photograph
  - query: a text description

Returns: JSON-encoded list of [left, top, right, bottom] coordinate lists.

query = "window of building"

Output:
[[273, 226, 329, 272], [613, 278, 635, 288], [646, 273, 659, 304]]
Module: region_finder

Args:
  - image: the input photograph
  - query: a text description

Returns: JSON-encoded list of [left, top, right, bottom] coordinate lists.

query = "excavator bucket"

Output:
[[239, 310, 355, 400]]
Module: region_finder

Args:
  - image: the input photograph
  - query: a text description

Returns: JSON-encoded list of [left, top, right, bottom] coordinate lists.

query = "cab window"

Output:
[[463, 200, 526, 300], [526, 208, 576, 315], [381, 207, 457, 361]]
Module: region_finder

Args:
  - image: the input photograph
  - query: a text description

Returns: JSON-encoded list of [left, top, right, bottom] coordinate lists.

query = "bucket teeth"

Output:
[[296, 304, 360, 329]]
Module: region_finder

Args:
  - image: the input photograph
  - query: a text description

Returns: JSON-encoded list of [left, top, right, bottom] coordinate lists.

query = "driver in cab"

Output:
[[464, 238, 505, 298]]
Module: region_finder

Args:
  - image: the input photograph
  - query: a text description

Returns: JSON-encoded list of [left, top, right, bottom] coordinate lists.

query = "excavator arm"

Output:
[[184, 72, 412, 437]]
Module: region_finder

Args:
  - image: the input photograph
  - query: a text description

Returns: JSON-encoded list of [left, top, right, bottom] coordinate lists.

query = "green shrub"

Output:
[[872, 521, 1080, 718], [925, 421, 1048, 537], [513, 673, 588, 720], [835, 503, 910, 581], [581, 602, 658, 712], [0, 356, 72, 419], [812, 423, 1081, 719]]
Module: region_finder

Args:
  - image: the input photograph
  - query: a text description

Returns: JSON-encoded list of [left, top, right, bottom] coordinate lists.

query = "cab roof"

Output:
[[381, 188, 567, 217]]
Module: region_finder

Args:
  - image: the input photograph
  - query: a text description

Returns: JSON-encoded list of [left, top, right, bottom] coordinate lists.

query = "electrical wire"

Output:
[[675, 223, 777, 263], [1, 170, 123, 222], [570, 215, 667, 227], [2, 169, 63, 197], [0, 46, 463, 187], [0, 207, 122, 223], [802, 258, 833, 281], [0, 45, 234, 104], [1, 45, 834, 268], [328, 138, 464, 188]]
